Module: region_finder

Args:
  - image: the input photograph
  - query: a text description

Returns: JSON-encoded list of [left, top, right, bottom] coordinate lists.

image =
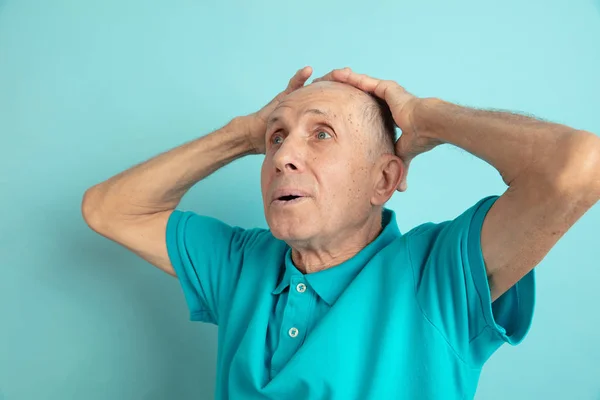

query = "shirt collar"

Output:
[[272, 208, 401, 305]]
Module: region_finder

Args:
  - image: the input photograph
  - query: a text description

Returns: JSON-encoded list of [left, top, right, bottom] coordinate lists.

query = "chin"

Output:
[[266, 210, 315, 242], [271, 229, 302, 242]]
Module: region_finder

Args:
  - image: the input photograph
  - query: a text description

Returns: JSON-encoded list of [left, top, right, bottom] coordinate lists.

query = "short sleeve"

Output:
[[166, 210, 265, 324], [407, 195, 535, 367]]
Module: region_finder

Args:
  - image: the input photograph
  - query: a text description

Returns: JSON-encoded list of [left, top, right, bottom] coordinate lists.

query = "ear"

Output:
[[370, 154, 404, 206]]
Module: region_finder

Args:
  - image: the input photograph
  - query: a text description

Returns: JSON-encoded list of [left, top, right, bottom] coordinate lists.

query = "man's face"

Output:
[[260, 81, 379, 244]]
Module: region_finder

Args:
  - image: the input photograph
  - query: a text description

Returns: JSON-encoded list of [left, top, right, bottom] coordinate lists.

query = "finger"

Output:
[[332, 69, 408, 108], [313, 65, 357, 83], [332, 69, 389, 96], [311, 68, 342, 83], [284, 66, 313, 93], [330, 68, 380, 91]]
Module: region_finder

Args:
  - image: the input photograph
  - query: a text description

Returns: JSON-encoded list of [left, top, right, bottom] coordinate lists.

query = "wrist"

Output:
[[228, 115, 252, 136], [411, 97, 447, 143], [227, 116, 263, 154]]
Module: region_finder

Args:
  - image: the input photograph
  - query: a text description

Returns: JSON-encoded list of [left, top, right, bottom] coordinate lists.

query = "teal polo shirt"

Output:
[[166, 195, 535, 400]]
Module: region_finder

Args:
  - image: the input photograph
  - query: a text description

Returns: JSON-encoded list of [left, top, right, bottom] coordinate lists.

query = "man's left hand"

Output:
[[314, 68, 442, 192]]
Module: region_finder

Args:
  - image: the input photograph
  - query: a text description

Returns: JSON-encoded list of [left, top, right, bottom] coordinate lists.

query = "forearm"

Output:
[[413, 98, 595, 186], [83, 117, 254, 221]]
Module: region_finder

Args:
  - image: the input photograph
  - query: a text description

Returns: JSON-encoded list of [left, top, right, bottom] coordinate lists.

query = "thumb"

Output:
[[284, 66, 313, 94]]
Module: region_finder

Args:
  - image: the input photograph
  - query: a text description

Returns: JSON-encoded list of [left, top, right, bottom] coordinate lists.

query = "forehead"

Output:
[[268, 82, 368, 124]]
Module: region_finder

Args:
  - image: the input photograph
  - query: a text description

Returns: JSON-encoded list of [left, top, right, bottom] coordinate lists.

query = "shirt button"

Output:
[[288, 327, 299, 338], [296, 283, 306, 293]]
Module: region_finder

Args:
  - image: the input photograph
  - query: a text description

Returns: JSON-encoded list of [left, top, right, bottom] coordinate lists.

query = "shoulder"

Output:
[[403, 195, 500, 263], [167, 209, 286, 256]]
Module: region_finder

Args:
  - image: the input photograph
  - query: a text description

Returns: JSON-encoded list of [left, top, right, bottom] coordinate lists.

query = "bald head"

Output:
[[276, 81, 396, 159]]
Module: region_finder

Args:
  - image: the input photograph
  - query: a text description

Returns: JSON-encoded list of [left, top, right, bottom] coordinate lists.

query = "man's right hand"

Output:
[[243, 66, 313, 154], [82, 67, 314, 278]]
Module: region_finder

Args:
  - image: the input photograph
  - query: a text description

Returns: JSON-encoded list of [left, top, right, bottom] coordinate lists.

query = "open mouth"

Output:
[[278, 195, 302, 201], [272, 194, 307, 205], [271, 188, 311, 206]]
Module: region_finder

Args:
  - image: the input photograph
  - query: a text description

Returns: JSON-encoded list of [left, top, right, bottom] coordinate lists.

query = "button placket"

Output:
[[286, 277, 311, 342], [270, 275, 316, 375]]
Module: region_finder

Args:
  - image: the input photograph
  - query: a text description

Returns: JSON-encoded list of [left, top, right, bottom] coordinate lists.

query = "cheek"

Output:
[[260, 160, 271, 193], [319, 160, 357, 194], [343, 160, 371, 200]]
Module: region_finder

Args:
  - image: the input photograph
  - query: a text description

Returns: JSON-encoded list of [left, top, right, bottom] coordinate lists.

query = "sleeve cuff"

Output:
[[166, 210, 217, 324]]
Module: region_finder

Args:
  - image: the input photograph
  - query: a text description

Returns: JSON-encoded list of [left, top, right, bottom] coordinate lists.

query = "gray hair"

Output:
[[361, 94, 397, 159]]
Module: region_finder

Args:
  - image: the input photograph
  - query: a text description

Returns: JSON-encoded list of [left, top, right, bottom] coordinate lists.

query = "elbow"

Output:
[[586, 132, 600, 200], [81, 185, 110, 233], [553, 131, 600, 201]]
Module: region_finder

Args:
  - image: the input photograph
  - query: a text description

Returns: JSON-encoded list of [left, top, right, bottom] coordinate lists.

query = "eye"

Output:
[[272, 134, 284, 145], [317, 131, 331, 140]]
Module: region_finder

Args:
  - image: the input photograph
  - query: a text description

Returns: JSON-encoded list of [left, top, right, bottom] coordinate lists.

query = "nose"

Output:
[[272, 135, 305, 174]]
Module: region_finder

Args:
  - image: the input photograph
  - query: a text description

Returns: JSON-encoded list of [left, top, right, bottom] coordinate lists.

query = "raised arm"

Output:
[[410, 98, 600, 301], [316, 67, 600, 301], [81, 67, 313, 276]]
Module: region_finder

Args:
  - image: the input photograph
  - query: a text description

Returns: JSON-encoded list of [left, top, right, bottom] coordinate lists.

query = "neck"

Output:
[[290, 210, 384, 274]]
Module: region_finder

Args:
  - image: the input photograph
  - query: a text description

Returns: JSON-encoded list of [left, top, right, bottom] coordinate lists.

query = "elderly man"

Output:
[[82, 66, 600, 399]]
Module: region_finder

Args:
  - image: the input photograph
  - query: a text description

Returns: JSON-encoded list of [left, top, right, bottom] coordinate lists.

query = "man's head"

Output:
[[260, 81, 404, 245]]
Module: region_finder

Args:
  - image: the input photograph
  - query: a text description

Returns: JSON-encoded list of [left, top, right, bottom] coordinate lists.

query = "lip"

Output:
[[270, 188, 312, 204], [271, 196, 309, 207]]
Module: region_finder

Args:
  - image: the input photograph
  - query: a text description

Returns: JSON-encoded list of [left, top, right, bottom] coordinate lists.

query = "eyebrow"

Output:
[[266, 108, 333, 128]]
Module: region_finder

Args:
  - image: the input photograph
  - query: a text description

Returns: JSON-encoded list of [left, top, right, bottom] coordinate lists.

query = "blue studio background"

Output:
[[1, 0, 599, 399]]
